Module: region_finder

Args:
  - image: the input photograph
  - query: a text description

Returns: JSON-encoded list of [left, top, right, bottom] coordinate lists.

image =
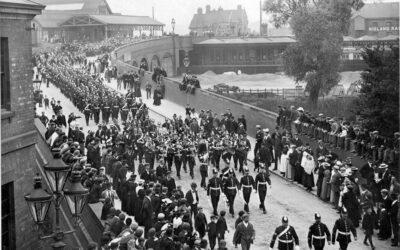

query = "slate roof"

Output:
[[0, 0, 44, 8], [89, 14, 163, 26], [189, 8, 247, 29], [34, 11, 74, 27], [195, 37, 296, 45], [34, 0, 112, 14], [352, 2, 399, 19]]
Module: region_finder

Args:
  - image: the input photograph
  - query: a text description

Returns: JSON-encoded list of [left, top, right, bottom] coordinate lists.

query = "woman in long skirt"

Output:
[[278, 147, 289, 177], [301, 152, 315, 191], [286, 147, 294, 180], [320, 163, 331, 201]]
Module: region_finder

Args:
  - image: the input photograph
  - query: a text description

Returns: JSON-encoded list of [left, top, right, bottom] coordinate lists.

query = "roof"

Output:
[[352, 2, 399, 19], [90, 14, 163, 25], [35, 0, 112, 14], [0, 0, 44, 9], [189, 8, 247, 29], [268, 27, 293, 37], [34, 11, 73, 27], [58, 14, 164, 26], [195, 37, 296, 45]]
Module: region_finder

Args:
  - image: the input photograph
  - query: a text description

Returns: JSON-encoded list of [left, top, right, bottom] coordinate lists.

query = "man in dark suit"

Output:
[[141, 189, 154, 237], [195, 207, 207, 239], [185, 182, 199, 219], [237, 114, 247, 131], [234, 213, 256, 250]]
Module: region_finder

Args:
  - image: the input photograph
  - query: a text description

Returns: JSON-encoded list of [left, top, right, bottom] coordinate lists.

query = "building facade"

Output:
[[349, 2, 399, 38], [32, 0, 164, 43], [189, 5, 248, 36], [1, 1, 44, 249]]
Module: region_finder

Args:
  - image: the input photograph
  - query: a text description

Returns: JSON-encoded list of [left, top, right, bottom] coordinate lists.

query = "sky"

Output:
[[107, 0, 400, 35]]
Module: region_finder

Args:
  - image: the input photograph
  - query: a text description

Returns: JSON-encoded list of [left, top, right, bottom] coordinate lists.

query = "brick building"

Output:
[[349, 2, 399, 38], [189, 5, 248, 36], [1, 1, 103, 249], [1, 1, 45, 249]]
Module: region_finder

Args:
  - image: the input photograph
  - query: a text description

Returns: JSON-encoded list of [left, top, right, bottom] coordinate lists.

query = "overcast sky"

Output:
[[107, 0, 399, 35]]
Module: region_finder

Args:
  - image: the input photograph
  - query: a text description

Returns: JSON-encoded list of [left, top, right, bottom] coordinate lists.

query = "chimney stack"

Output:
[[206, 5, 211, 13], [237, 5, 242, 10], [197, 7, 203, 14]]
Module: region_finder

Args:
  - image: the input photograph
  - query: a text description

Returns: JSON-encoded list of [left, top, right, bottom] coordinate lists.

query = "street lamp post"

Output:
[[24, 167, 89, 250]]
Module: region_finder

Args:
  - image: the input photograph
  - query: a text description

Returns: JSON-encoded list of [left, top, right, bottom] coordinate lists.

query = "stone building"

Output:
[[189, 5, 248, 36]]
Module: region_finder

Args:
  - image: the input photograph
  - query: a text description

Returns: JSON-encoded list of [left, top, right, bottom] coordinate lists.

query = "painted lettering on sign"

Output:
[[368, 26, 399, 31]]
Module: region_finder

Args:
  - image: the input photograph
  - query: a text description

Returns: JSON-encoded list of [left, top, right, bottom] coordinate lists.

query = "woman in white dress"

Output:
[[301, 151, 315, 191], [278, 147, 289, 177]]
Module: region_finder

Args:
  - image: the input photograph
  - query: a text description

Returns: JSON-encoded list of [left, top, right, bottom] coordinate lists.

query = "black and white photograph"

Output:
[[0, 0, 399, 249]]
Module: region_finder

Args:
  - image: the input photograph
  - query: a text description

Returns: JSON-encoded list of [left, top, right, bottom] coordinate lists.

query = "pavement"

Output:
[[36, 78, 396, 250]]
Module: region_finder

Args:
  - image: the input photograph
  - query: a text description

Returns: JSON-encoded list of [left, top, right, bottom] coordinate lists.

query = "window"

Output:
[[2, 182, 16, 250], [1, 37, 11, 110]]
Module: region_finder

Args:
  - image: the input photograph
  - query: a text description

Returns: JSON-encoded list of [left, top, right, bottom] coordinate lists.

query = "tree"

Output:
[[353, 46, 399, 137], [264, 0, 364, 106]]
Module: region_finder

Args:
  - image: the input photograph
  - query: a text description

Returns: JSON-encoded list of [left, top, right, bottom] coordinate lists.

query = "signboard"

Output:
[[368, 26, 399, 31]]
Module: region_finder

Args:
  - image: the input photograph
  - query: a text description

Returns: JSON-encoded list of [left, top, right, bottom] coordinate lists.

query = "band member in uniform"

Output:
[[83, 102, 92, 126], [174, 143, 183, 179], [112, 102, 120, 120], [234, 134, 250, 173], [211, 135, 223, 171], [187, 143, 196, 179], [199, 152, 208, 188], [102, 102, 111, 124], [269, 216, 300, 250], [254, 125, 264, 157], [224, 169, 239, 217], [239, 167, 255, 213], [207, 168, 223, 215], [93, 102, 101, 125], [332, 209, 357, 250], [307, 213, 331, 250], [255, 164, 271, 214], [120, 103, 129, 123]]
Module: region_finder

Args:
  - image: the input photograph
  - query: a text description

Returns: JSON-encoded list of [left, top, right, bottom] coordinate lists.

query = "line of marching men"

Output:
[[36, 46, 376, 250]]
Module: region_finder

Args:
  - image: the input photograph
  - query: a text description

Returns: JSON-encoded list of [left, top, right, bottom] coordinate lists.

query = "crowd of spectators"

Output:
[[180, 74, 201, 95], [275, 105, 399, 247]]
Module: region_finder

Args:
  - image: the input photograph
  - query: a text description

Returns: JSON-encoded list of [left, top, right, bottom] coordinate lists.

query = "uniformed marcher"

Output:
[[83, 102, 92, 126], [207, 168, 223, 215], [199, 152, 208, 188], [239, 167, 255, 213], [332, 208, 357, 250], [224, 169, 239, 217], [255, 164, 271, 214], [269, 216, 300, 250], [307, 213, 331, 250]]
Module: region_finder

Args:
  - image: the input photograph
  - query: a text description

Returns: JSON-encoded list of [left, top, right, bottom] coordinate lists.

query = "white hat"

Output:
[[263, 128, 269, 133], [297, 107, 304, 112]]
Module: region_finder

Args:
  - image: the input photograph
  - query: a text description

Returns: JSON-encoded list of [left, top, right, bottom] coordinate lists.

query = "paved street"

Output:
[[36, 81, 396, 250]]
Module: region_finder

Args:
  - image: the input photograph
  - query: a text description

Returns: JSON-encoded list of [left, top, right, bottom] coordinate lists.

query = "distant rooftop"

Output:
[[189, 5, 247, 30], [195, 37, 296, 45], [58, 14, 164, 26], [352, 2, 399, 19]]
